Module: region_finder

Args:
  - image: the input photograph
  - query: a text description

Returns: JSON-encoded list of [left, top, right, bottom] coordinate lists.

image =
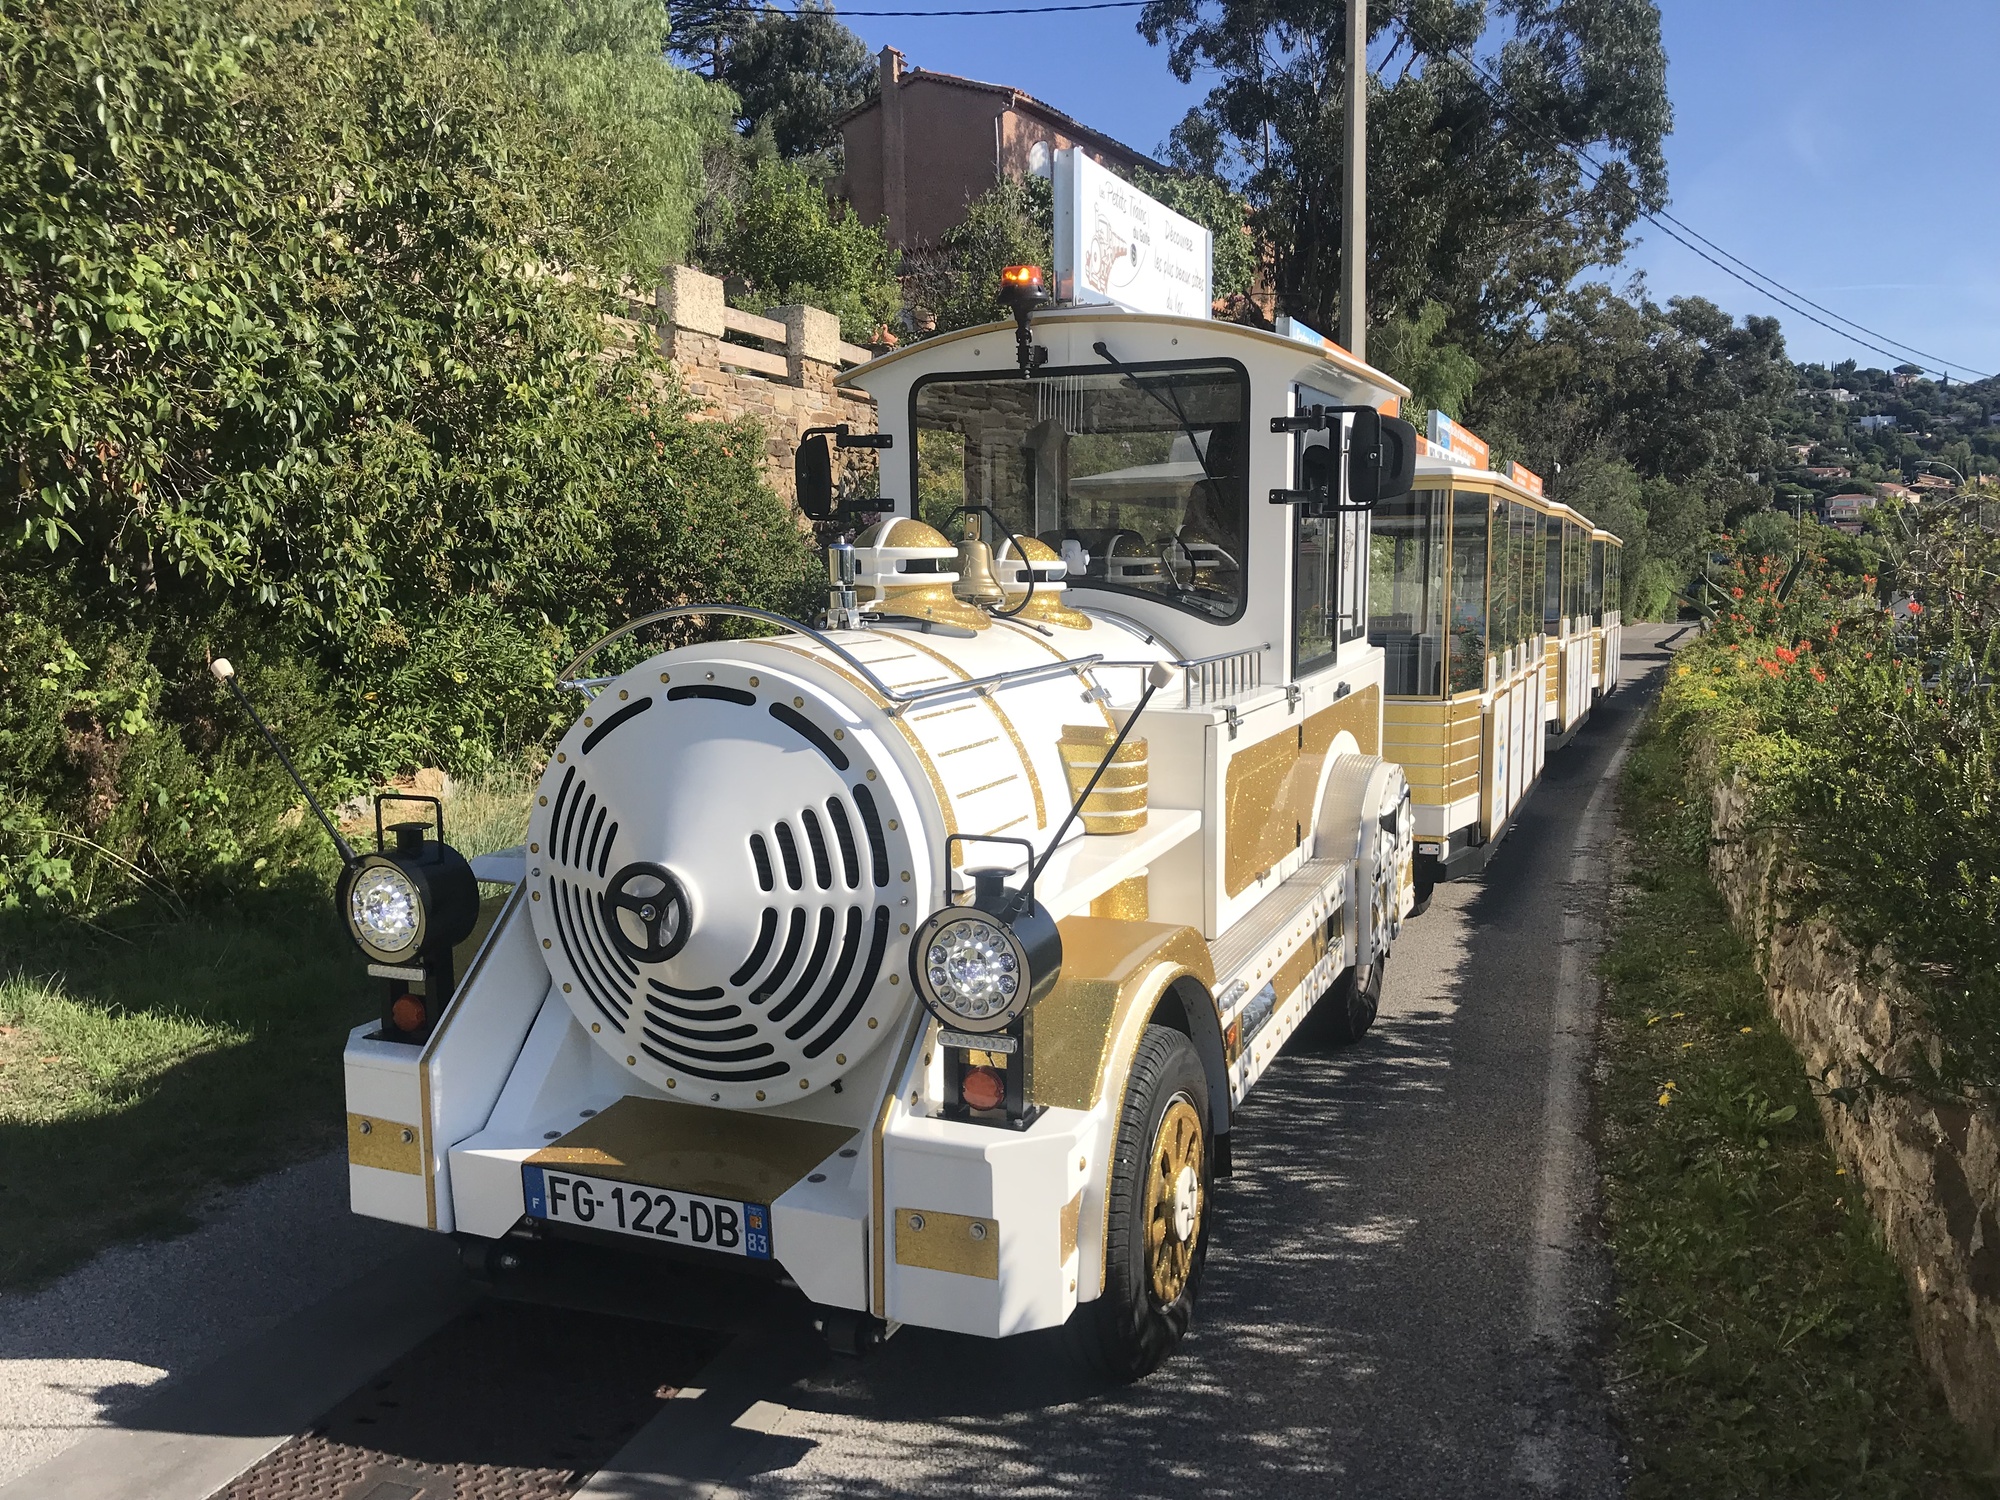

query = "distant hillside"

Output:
[[1778, 361, 2000, 491]]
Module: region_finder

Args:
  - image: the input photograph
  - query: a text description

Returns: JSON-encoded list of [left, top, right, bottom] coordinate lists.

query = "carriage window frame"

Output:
[[1564, 521, 1588, 625], [1446, 486, 1490, 695], [1368, 486, 1449, 697], [907, 356, 1253, 627], [1589, 538, 1607, 625], [1543, 513, 1562, 632]]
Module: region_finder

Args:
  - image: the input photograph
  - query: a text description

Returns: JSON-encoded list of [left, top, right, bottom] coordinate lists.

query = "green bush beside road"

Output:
[[1603, 708, 1993, 1495], [1654, 511, 2000, 1096], [1, 0, 820, 915]]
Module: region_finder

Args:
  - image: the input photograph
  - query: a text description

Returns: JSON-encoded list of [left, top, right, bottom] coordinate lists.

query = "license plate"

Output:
[[522, 1165, 771, 1258]]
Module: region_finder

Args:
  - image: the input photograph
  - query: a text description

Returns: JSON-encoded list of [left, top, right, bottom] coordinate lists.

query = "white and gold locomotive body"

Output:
[[341, 306, 1423, 1371]]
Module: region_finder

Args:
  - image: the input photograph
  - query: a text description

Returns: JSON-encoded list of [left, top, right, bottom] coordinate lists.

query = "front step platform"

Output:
[[527, 1096, 856, 1203], [1208, 858, 1347, 1021]]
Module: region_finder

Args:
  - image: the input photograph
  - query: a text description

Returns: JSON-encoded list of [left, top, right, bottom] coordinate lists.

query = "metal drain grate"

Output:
[[213, 1299, 721, 1500]]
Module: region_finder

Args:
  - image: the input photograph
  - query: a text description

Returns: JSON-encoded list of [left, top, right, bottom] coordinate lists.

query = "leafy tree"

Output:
[[704, 156, 901, 342], [668, 0, 755, 77], [1465, 284, 1789, 600], [0, 0, 817, 906], [426, 0, 734, 272], [1370, 300, 1478, 418], [907, 175, 1054, 334], [1138, 0, 1671, 353], [722, 2, 874, 162]]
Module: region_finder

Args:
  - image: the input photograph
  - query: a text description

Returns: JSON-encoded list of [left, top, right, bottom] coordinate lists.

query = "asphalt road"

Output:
[[0, 624, 1685, 1500]]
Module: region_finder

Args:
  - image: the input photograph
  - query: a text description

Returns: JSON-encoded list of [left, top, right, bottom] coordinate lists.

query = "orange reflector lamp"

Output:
[[961, 1065, 1006, 1112], [995, 266, 1051, 377], [391, 993, 428, 1033]]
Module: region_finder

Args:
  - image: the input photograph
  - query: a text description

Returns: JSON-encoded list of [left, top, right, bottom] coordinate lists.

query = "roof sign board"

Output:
[[1507, 460, 1544, 497], [1424, 410, 1491, 471], [1053, 148, 1212, 318]]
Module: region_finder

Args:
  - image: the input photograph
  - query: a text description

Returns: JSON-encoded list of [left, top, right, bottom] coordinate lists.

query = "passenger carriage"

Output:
[[1368, 439, 1622, 898]]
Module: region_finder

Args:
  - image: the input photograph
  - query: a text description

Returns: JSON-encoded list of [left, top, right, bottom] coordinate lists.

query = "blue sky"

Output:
[[835, 0, 2000, 380]]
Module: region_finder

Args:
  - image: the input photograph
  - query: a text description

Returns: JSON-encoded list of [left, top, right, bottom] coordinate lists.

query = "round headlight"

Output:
[[347, 857, 425, 961], [912, 908, 1031, 1033]]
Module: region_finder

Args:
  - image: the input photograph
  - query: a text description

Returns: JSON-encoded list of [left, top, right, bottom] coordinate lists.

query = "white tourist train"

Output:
[[254, 266, 1620, 1378]]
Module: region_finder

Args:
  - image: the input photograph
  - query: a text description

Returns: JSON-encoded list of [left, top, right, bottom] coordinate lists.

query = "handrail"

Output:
[[559, 604, 1104, 716], [1094, 642, 1271, 708], [1094, 643, 1272, 674]]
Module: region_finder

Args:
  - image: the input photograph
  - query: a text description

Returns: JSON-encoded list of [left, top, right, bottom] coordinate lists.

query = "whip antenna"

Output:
[[208, 658, 356, 866]]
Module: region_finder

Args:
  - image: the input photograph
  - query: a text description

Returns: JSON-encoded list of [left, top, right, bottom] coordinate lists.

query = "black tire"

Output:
[[1069, 1025, 1211, 1381], [1308, 954, 1384, 1047], [1408, 870, 1435, 918]]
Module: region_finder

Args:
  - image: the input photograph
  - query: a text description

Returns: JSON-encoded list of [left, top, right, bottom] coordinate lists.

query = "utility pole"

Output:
[[1339, 0, 1367, 360]]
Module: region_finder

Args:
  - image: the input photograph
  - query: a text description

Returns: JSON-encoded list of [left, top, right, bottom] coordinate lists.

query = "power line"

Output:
[[1396, 16, 1993, 381], [1413, 21, 1986, 378], [1641, 206, 1984, 380]]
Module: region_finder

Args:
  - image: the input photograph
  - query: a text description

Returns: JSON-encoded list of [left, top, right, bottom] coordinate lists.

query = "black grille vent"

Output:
[[774, 822, 803, 891]]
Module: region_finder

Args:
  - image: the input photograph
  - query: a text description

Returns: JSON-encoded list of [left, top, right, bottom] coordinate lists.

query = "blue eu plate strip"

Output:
[[522, 1164, 548, 1218]]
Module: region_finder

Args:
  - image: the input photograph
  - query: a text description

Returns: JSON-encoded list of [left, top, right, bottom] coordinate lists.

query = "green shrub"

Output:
[[704, 155, 902, 343], [0, 0, 819, 913], [1658, 513, 2000, 1097]]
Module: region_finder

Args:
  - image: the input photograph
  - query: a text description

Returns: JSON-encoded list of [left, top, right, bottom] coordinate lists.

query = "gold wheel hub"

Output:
[[1142, 1094, 1204, 1305]]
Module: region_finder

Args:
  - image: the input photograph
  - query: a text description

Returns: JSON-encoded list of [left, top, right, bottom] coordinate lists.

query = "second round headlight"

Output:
[[913, 908, 1031, 1032]]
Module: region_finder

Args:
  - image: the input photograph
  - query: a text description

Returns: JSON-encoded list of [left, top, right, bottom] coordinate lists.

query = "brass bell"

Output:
[[953, 522, 1006, 609]]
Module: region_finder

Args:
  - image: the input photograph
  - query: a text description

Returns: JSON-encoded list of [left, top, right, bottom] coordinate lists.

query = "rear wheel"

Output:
[[1307, 953, 1384, 1046], [1408, 863, 1436, 918], [1071, 1025, 1210, 1381]]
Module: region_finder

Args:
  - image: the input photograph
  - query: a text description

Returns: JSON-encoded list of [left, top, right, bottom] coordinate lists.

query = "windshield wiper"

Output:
[[1091, 341, 1231, 592]]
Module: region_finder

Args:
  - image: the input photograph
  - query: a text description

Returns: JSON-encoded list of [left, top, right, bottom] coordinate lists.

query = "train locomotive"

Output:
[[297, 272, 1618, 1377]]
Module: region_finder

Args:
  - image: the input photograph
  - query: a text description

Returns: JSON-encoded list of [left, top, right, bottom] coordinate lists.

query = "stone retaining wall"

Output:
[[1708, 772, 2000, 1450], [611, 266, 879, 502]]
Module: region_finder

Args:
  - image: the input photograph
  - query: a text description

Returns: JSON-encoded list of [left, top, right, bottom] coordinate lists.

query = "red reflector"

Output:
[[391, 993, 427, 1033], [961, 1065, 1005, 1112]]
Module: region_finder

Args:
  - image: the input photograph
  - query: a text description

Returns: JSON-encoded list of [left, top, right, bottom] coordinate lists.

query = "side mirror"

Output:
[[1346, 411, 1418, 507], [795, 432, 834, 521], [1269, 406, 1417, 512]]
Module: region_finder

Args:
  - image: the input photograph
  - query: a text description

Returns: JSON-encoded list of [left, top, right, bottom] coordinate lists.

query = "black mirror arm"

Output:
[[831, 425, 893, 451]]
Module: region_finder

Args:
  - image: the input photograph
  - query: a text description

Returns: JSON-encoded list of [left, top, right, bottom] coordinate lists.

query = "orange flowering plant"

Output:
[[1659, 510, 2000, 1096]]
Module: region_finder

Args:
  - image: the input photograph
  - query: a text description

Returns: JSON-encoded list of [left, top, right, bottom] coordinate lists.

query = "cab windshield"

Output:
[[911, 362, 1249, 621]]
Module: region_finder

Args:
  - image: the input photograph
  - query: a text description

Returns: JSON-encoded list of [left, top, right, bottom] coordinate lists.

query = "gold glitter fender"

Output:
[[1026, 918, 1219, 1303]]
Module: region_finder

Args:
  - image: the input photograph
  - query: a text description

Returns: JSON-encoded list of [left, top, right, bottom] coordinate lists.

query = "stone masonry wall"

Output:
[[1708, 772, 2000, 1450], [611, 266, 878, 502]]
